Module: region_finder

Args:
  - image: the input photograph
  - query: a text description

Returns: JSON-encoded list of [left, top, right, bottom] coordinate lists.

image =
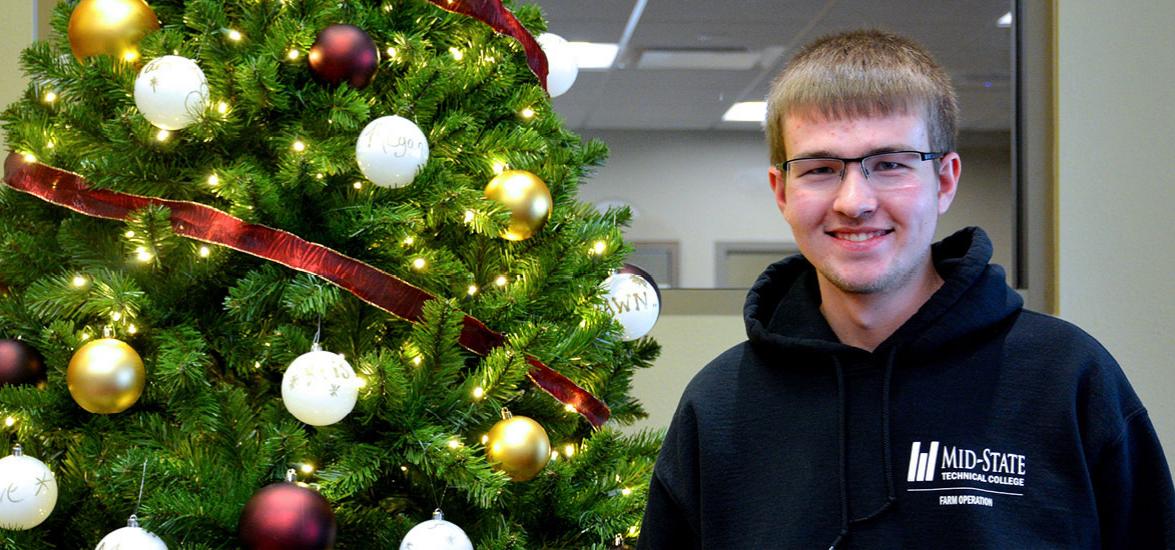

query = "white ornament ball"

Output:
[[400, 510, 472, 550], [355, 115, 429, 188], [133, 55, 209, 130], [536, 33, 579, 97], [0, 446, 57, 530], [96, 520, 168, 550], [281, 345, 359, 426], [601, 272, 661, 341]]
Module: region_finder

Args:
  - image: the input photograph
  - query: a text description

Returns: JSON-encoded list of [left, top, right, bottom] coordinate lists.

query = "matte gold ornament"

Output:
[[68, 0, 161, 61], [483, 170, 552, 241], [485, 411, 550, 481], [67, 338, 146, 414]]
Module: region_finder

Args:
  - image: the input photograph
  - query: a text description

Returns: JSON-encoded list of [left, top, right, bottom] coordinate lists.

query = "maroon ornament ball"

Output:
[[308, 24, 379, 89], [239, 481, 336, 550], [0, 339, 47, 388]]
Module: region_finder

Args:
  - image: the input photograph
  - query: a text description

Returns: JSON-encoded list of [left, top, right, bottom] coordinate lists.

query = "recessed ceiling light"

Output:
[[997, 12, 1012, 28], [722, 101, 766, 123], [566, 42, 619, 70]]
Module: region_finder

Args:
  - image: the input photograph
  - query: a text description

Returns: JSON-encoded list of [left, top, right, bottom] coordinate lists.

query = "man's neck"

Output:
[[817, 265, 944, 352]]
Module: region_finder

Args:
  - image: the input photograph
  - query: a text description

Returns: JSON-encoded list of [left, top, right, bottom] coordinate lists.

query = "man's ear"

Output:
[[769, 165, 787, 214], [936, 152, 961, 214]]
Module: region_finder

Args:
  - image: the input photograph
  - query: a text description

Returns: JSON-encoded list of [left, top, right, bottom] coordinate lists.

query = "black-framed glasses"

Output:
[[778, 150, 946, 190]]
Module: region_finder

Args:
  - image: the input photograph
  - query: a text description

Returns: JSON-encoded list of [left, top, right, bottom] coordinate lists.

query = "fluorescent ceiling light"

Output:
[[637, 49, 761, 70], [722, 101, 766, 123], [566, 42, 619, 70], [997, 12, 1012, 28]]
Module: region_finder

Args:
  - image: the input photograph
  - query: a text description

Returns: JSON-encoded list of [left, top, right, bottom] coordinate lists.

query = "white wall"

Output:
[[580, 129, 1013, 289], [1057, 2, 1175, 459]]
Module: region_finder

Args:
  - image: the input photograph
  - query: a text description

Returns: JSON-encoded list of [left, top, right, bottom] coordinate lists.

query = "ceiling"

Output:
[[530, 0, 1014, 132]]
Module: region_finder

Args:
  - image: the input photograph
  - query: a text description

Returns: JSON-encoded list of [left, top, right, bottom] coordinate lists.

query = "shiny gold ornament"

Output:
[[67, 338, 146, 414], [485, 412, 551, 481], [68, 0, 161, 62], [483, 170, 552, 241]]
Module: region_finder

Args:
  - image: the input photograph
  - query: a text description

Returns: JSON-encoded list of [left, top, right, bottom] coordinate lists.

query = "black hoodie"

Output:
[[638, 228, 1175, 549]]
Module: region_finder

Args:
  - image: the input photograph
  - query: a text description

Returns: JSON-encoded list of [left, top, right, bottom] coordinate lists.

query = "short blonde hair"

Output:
[[765, 29, 958, 166]]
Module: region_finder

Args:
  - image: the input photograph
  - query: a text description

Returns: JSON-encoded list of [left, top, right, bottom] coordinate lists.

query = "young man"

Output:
[[638, 30, 1175, 549]]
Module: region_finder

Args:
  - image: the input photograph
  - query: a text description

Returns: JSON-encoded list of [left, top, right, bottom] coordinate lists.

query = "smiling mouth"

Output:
[[829, 230, 892, 242]]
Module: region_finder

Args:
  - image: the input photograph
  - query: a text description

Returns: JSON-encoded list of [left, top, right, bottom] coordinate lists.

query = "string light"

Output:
[[463, 210, 475, 223], [495, 275, 508, 287], [71, 275, 88, 288], [591, 240, 607, 255], [447, 439, 461, 449], [563, 444, 576, 458], [43, 91, 57, 104], [155, 129, 171, 142], [550, 450, 560, 462], [198, 246, 211, 258], [411, 258, 427, 270], [472, 386, 485, 400], [21, 152, 36, 163], [449, 47, 464, 61], [402, 236, 415, 246], [401, 465, 409, 472], [621, 487, 633, 496], [127, 323, 138, 335], [122, 50, 139, 63], [227, 29, 243, 42], [4, 417, 15, 427], [467, 284, 478, 296], [300, 463, 315, 474], [287, 49, 301, 60], [208, 173, 220, 186], [412, 356, 422, 366], [292, 140, 307, 152], [386, 46, 397, 58], [564, 404, 577, 413], [111, 311, 123, 321], [316, 173, 324, 180], [45, 141, 55, 149], [519, 107, 535, 119], [253, 361, 261, 369], [492, 160, 508, 174], [135, 247, 153, 262], [481, 434, 489, 444], [353, 181, 363, 189], [217, 101, 230, 114], [356, 376, 367, 389]]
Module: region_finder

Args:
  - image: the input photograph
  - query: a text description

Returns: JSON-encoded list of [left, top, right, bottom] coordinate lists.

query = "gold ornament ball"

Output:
[[486, 415, 551, 481], [67, 338, 146, 414], [484, 170, 552, 241], [68, 0, 161, 62]]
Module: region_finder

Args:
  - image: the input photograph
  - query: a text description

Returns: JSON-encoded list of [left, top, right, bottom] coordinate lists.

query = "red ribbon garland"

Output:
[[2, 153, 610, 426], [424, 0, 550, 91]]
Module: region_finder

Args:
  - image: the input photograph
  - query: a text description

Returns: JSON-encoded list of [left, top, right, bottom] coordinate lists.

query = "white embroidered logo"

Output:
[[907, 441, 940, 482]]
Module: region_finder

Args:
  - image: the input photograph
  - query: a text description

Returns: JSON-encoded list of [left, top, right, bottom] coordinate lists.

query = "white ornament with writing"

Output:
[[601, 272, 661, 341], [355, 115, 429, 188], [400, 509, 472, 550], [0, 445, 57, 530], [133, 55, 209, 130], [282, 344, 360, 426], [536, 33, 579, 97], [96, 515, 168, 549]]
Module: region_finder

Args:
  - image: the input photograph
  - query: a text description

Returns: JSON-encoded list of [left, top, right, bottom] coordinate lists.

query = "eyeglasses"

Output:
[[778, 150, 946, 190]]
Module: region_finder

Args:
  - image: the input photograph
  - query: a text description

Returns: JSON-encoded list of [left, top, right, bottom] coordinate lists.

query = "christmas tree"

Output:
[[0, 0, 662, 547]]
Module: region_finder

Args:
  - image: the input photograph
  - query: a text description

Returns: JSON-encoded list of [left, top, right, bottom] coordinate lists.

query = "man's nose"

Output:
[[832, 161, 878, 218]]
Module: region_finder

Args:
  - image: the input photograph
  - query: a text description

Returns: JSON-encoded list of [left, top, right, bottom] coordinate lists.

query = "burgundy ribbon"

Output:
[[3, 153, 609, 426], [425, 0, 549, 91]]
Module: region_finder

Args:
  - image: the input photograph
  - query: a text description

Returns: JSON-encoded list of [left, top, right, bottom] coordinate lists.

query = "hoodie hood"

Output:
[[744, 227, 1023, 357]]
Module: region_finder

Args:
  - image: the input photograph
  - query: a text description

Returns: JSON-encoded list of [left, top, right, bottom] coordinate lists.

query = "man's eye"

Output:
[[873, 161, 911, 171]]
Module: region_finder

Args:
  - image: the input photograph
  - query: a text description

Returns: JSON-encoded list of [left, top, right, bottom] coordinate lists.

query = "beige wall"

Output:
[[0, 3, 37, 153], [1057, 2, 1175, 457]]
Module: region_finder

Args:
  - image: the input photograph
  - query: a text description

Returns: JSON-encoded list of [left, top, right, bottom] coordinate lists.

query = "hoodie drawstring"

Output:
[[828, 347, 900, 549]]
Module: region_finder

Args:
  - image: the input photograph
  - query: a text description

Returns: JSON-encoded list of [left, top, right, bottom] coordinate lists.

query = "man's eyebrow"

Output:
[[787, 145, 919, 160]]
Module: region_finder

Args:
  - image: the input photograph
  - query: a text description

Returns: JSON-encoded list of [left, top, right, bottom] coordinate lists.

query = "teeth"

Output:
[[838, 231, 885, 242]]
